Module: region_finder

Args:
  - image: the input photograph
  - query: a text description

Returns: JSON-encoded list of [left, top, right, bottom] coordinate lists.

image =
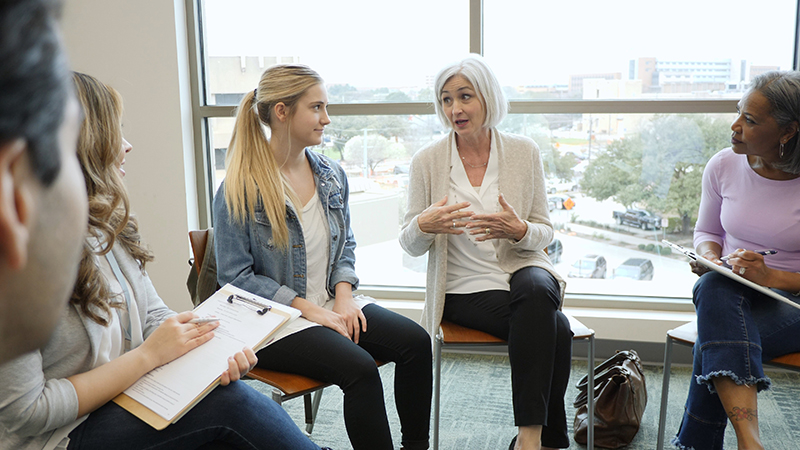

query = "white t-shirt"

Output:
[[301, 193, 330, 306], [266, 193, 371, 344], [445, 136, 510, 293]]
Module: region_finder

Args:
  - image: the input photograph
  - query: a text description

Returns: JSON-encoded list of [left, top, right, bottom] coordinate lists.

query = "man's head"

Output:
[[0, 0, 88, 364]]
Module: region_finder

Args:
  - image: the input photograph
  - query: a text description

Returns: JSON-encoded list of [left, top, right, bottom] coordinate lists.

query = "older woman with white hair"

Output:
[[399, 54, 571, 450]]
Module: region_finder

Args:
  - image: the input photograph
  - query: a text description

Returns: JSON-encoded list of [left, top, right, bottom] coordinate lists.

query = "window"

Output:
[[200, 0, 469, 106], [189, 0, 799, 302], [484, 0, 796, 100]]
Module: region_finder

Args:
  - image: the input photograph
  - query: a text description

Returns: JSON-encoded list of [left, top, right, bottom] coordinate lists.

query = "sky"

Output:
[[202, 0, 796, 89]]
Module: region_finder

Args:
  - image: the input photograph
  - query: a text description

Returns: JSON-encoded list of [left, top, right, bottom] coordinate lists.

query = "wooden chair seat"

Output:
[[439, 320, 505, 344], [247, 368, 332, 402]]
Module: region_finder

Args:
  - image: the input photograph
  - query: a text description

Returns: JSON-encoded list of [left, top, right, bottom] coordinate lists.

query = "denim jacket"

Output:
[[213, 149, 359, 306]]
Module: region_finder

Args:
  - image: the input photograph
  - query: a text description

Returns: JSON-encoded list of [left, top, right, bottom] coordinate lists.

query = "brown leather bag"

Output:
[[573, 349, 647, 448]]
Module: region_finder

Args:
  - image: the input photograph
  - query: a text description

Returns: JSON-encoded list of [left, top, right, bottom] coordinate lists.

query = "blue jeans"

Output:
[[67, 381, 322, 450], [673, 272, 800, 450]]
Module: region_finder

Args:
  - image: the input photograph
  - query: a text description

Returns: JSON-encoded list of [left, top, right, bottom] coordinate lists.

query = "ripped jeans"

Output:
[[673, 272, 800, 450]]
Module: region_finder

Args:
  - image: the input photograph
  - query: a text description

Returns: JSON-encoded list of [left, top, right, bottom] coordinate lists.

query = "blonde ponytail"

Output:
[[223, 64, 324, 249]]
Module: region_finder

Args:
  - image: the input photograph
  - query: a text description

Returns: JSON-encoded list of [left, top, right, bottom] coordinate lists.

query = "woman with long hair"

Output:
[[213, 64, 432, 450], [0, 72, 329, 450]]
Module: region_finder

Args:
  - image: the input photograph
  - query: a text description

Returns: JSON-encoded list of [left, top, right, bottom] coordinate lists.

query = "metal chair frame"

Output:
[[656, 319, 800, 450]]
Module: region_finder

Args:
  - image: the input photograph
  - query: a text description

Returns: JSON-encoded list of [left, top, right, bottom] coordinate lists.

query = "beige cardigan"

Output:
[[399, 129, 566, 339]]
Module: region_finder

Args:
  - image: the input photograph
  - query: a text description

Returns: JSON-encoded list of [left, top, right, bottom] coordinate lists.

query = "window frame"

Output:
[[184, 0, 800, 309]]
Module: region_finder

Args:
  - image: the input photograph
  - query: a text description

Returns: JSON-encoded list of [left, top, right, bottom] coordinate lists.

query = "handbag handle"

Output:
[[575, 350, 641, 389]]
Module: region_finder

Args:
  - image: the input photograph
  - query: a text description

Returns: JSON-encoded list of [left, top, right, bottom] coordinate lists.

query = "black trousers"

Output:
[[443, 266, 572, 449], [256, 303, 432, 450]]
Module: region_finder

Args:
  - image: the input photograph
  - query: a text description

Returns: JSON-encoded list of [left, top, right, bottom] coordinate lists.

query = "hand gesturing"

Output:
[[417, 196, 474, 235], [466, 193, 527, 242]]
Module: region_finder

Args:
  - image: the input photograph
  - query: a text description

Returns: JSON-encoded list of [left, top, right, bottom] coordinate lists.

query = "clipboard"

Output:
[[112, 284, 300, 429], [663, 240, 800, 310]]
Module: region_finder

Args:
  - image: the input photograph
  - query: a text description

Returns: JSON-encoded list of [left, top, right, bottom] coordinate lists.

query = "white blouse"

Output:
[[445, 135, 510, 294]]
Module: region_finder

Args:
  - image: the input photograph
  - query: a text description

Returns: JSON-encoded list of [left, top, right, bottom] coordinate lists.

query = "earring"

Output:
[[780, 142, 785, 159]]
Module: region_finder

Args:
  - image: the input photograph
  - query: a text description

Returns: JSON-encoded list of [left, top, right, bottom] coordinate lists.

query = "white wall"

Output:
[[61, 0, 198, 312]]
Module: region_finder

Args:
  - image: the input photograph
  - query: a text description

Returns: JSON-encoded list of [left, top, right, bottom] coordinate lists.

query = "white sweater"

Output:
[[399, 129, 566, 339]]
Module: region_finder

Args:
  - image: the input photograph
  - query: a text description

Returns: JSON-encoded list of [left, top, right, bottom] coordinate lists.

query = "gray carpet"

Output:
[[246, 353, 800, 449]]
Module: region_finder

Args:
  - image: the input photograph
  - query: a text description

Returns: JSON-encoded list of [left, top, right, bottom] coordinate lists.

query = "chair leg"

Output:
[[656, 336, 675, 450], [586, 333, 595, 450], [271, 388, 283, 405], [433, 332, 443, 450], [305, 388, 325, 435]]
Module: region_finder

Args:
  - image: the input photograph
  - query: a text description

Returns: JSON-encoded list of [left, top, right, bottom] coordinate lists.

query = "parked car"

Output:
[[568, 254, 607, 279], [613, 258, 654, 280], [612, 208, 662, 230], [393, 163, 410, 174], [546, 179, 578, 194], [546, 239, 563, 264]]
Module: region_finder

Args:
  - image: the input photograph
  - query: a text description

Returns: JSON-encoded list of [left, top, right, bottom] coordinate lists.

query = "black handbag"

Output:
[[573, 349, 647, 448]]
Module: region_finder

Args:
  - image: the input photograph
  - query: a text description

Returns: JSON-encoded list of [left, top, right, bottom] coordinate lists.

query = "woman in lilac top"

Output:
[[672, 71, 800, 450]]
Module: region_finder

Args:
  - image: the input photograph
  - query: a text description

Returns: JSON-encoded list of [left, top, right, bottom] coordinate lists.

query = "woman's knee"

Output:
[[198, 382, 283, 423], [510, 267, 561, 308], [404, 321, 433, 360], [341, 351, 383, 389], [692, 272, 741, 311]]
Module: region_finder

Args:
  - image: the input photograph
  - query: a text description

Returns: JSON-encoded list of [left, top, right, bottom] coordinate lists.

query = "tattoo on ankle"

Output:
[[728, 407, 758, 422]]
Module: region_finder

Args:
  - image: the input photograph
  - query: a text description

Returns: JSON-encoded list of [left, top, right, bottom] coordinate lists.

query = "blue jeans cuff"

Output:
[[696, 370, 772, 394]]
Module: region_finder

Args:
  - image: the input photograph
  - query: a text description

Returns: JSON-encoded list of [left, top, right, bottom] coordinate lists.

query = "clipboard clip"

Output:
[[227, 294, 272, 315], [662, 240, 696, 260]]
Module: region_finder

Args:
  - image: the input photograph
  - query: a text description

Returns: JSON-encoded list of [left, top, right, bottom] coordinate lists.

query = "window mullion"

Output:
[[470, 0, 482, 55]]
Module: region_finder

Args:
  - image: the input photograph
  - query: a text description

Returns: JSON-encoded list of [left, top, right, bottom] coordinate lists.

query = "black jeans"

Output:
[[444, 266, 572, 449], [256, 303, 432, 450]]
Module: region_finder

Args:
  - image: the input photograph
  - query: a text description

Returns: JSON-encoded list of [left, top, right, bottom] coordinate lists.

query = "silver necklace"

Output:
[[457, 145, 488, 168]]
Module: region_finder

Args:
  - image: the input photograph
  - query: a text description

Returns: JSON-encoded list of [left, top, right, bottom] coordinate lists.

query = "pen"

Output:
[[721, 250, 778, 261], [189, 316, 220, 324]]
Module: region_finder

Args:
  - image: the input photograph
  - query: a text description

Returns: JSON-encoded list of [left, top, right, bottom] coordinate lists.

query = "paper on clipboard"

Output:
[[663, 240, 800, 310], [113, 284, 300, 429]]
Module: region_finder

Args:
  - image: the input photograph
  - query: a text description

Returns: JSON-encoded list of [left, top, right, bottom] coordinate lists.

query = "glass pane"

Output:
[[485, 0, 797, 100], [509, 111, 736, 299], [201, 0, 469, 105], [208, 117, 234, 194], [207, 114, 449, 288], [209, 110, 737, 299]]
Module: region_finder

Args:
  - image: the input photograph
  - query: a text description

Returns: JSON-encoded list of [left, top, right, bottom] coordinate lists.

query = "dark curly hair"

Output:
[[0, 0, 69, 185]]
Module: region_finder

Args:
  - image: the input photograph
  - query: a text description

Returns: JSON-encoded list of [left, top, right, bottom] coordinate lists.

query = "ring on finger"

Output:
[[739, 267, 746, 275], [453, 221, 456, 229], [485, 228, 491, 235]]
